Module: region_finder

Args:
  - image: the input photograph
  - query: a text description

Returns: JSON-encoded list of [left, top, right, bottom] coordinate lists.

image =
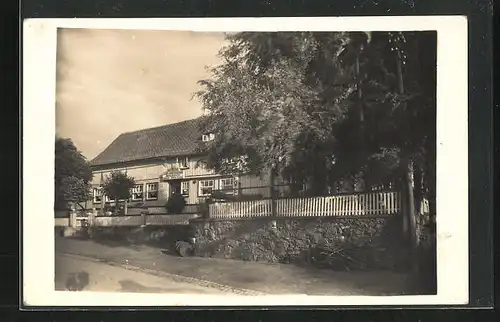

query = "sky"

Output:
[[55, 28, 226, 160]]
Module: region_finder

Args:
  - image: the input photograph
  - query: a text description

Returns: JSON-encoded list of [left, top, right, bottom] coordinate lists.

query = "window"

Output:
[[220, 177, 234, 194], [181, 181, 190, 196], [177, 156, 189, 169], [130, 184, 144, 201], [93, 187, 114, 203], [198, 179, 215, 196], [146, 182, 159, 200], [92, 187, 102, 204], [202, 133, 215, 142]]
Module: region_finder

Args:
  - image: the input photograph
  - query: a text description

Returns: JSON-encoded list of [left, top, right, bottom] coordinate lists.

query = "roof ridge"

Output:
[[121, 117, 203, 136], [89, 116, 207, 167]]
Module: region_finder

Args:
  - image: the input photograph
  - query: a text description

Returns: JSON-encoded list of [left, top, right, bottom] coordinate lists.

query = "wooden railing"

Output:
[[208, 191, 403, 219], [93, 214, 199, 227], [59, 211, 200, 228]]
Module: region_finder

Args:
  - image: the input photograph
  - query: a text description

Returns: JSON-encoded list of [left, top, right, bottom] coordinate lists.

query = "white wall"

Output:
[[89, 156, 278, 206]]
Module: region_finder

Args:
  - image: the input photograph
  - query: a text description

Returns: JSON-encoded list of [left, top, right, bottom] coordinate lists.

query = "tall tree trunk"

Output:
[[402, 158, 418, 249], [413, 162, 423, 216], [356, 51, 366, 174], [269, 167, 276, 217], [396, 43, 418, 271]]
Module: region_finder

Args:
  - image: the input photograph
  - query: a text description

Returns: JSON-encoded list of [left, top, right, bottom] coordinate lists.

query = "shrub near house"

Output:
[[165, 193, 187, 214]]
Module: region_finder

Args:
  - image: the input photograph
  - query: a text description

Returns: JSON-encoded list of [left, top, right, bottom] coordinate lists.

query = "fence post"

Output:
[[89, 208, 96, 227], [69, 204, 77, 228], [140, 206, 148, 227], [201, 198, 211, 219], [69, 210, 77, 228]]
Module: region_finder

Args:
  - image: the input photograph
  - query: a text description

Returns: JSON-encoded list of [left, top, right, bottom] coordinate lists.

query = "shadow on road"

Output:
[[65, 271, 90, 291]]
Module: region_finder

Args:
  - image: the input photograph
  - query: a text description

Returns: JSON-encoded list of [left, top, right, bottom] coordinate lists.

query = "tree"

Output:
[[195, 33, 345, 189], [54, 138, 93, 210], [57, 176, 92, 205], [195, 31, 436, 222], [101, 171, 135, 215]]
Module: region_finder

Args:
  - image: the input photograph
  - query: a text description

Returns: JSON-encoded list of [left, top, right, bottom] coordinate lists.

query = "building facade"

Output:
[[84, 117, 285, 213]]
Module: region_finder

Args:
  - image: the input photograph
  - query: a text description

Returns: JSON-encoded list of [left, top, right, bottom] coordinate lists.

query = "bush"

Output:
[[165, 193, 187, 214], [102, 171, 135, 201]]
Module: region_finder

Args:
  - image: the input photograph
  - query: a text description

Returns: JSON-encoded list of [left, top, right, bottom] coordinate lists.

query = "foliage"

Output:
[[165, 193, 187, 214], [54, 138, 93, 209], [57, 176, 92, 204], [194, 31, 436, 205], [101, 171, 135, 201]]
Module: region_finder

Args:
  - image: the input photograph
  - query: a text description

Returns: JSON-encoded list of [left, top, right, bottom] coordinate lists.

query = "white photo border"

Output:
[[22, 16, 469, 306]]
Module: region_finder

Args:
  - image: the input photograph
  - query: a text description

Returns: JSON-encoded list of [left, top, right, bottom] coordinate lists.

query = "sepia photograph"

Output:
[[23, 17, 469, 307]]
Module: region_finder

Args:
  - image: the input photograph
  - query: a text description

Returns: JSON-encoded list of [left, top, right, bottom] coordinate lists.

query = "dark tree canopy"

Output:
[[54, 138, 93, 209], [101, 171, 135, 202], [195, 31, 436, 202]]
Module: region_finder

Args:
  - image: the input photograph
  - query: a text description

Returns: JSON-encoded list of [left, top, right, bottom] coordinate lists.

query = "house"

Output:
[[85, 117, 288, 213]]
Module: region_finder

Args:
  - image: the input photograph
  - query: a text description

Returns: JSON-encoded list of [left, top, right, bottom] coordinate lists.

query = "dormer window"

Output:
[[202, 133, 215, 142], [177, 156, 189, 169]]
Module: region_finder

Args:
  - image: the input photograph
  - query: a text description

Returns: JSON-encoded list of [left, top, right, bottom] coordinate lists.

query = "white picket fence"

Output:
[[57, 191, 430, 225], [209, 191, 404, 219], [209, 199, 273, 218]]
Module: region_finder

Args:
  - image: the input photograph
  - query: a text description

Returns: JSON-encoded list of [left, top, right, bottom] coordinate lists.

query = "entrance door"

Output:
[[169, 180, 181, 195]]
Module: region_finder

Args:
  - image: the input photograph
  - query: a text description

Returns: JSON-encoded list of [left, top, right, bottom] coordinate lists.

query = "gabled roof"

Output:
[[90, 117, 204, 167]]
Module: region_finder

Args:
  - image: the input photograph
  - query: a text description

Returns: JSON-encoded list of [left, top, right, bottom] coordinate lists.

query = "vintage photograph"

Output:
[[53, 27, 438, 297]]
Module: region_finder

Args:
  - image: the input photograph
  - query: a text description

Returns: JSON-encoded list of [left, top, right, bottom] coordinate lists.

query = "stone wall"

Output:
[[190, 215, 408, 270]]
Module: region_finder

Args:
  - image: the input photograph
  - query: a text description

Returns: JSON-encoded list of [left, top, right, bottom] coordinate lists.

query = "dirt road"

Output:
[[55, 237, 412, 296], [56, 252, 230, 294]]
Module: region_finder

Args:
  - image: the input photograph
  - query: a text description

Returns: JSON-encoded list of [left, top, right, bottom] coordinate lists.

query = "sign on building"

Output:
[[161, 168, 184, 181]]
